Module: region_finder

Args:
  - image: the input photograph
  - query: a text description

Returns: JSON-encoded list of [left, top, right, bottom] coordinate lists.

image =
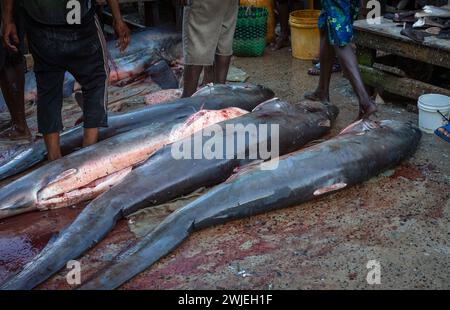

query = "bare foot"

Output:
[[304, 90, 330, 103], [0, 125, 32, 141], [357, 101, 378, 120]]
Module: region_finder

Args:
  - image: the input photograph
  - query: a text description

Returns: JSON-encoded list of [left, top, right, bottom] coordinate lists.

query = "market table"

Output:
[[353, 18, 450, 99]]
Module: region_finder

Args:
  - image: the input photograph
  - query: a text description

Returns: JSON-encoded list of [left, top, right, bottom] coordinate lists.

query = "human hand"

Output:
[[113, 19, 130, 53], [2, 21, 19, 53]]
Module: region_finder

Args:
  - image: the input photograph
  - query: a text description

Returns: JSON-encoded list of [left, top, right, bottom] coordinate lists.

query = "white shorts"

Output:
[[183, 0, 239, 66]]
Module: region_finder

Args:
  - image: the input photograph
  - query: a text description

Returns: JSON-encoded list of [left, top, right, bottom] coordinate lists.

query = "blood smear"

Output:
[[144, 89, 182, 105]]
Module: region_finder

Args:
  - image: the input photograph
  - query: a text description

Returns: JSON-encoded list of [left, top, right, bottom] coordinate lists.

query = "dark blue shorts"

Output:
[[24, 11, 109, 134]]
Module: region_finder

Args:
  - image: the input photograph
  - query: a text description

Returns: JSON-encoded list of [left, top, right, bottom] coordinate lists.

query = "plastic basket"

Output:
[[233, 7, 268, 57], [239, 0, 275, 43]]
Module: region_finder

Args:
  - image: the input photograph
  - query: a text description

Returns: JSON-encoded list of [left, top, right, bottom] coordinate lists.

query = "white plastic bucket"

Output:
[[418, 94, 450, 133]]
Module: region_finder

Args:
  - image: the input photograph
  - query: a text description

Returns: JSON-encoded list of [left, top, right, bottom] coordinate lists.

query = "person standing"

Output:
[[304, 0, 377, 120], [271, 0, 291, 50], [0, 1, 30, 140], [180, 0, 239, 98], [2, 0, 130, 160]]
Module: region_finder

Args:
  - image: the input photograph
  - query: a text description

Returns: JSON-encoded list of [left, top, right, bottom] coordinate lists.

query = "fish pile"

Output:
[[0, 83, 273, 181], [0, 98, 339, 289], [386, 4, 450, 42], [107, 28, 182, 86], [77, 120, 422, 290], [0, 83, 422, 290], [0, 107, 248, 217]]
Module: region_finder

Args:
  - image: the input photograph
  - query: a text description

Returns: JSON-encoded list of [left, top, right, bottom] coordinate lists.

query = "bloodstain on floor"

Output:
[[0, 206, 83, 283], [391, 164, 425, 181]]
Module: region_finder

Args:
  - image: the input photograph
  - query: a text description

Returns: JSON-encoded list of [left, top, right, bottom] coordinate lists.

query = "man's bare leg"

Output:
[[272, 0, 290, 50], [202, 65, 214, 85], [213, 54, 232, 84], [333, 44, 377, 119], [9, 62, 30, 135], [83, 128, 99, 147], [44, 133, 62, 161], [0, 62, 31, 139], [181, 65, 203, 98], [304, 29, 334, 102]]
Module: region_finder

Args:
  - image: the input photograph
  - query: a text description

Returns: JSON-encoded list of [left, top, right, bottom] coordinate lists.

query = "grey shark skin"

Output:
[[0, 83, 274, 181], [107, 28, 182, 85], [0, 99, 339, 290], [77, 119, 421, 290], [0, 84, 274, 219]]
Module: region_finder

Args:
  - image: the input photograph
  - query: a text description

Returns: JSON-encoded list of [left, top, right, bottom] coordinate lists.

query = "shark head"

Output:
[[0, 177, 39, 219], [193, 83, 275, 102]]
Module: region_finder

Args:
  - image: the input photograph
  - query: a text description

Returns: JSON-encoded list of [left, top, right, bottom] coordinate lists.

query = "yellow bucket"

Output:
[[289, 10, 321, 60]]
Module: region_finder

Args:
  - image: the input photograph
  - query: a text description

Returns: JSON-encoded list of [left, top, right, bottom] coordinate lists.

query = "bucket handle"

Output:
[[437, 110, 449, 123]]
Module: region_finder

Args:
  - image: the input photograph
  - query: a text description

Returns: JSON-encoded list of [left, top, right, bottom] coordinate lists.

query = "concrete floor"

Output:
[[0, 47, 448, 289]]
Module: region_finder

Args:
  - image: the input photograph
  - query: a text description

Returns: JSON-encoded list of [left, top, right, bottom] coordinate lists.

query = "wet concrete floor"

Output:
[[0, 47, 448, 289]]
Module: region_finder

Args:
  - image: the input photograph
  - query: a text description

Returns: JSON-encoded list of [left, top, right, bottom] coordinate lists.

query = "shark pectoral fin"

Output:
[[226, 160, 264, 183], [313, 182, 347, 196], [47, 168, 78, 186], [340, 120, 380, 135]]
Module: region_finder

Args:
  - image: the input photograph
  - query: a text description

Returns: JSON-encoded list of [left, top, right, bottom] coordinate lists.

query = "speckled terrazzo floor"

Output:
[[0, 47, 448, 290]]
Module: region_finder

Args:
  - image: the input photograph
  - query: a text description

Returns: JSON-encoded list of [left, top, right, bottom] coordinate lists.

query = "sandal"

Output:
[[435, 124, 450, 143], [307, 62, 342, 76], [435, 111, 450, 143], [307, 63, 321, 76], [311, 56, 339, 66]]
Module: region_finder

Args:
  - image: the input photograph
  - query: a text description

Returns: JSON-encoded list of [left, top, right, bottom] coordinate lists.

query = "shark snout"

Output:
[[0, 185, 37, 220]]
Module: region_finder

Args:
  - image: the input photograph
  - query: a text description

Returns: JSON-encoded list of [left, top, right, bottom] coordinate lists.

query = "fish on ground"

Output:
[[0, 28, 183, 108], [107, 28, 182, 85], [0, 106, 249, 220], [0, 99, 339, 290], [0, 83, 274, 181], [76, 119, 421, 290]]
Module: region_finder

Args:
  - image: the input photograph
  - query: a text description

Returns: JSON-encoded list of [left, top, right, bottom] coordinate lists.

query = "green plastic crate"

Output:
[[233, 7, 268, 57]]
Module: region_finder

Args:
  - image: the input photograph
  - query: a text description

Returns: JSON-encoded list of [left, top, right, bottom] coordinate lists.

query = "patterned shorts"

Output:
[[318, 0, 361, 47]]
